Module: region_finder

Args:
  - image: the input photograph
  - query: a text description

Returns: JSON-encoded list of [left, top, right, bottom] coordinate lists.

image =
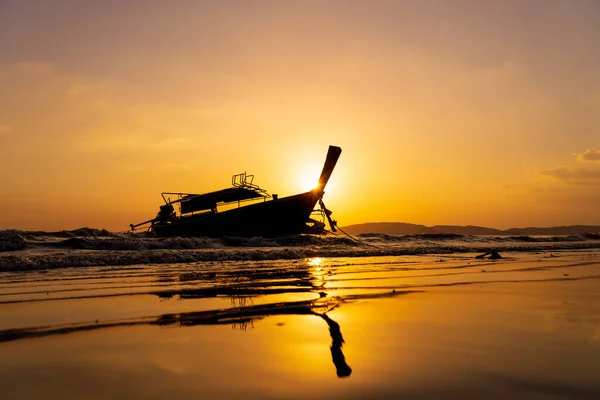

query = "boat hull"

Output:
[[152, 190, 321, 237]]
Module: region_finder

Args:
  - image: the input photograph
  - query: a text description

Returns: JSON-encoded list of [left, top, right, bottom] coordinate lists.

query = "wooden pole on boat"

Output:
[[316, 146, 342, 193]]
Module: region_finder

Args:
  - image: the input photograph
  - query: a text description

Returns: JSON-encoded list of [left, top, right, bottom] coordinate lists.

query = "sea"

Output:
[[1, 229, 599, 399]]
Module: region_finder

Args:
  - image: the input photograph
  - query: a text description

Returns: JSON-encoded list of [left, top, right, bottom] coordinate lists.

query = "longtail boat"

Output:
[[130, 145, 342, 237]]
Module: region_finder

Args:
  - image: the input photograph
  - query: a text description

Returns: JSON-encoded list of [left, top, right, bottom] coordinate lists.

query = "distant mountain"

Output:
[[428, 225, 503, 235], [340, 222, 433, 235], [341, 222, 600, 236]]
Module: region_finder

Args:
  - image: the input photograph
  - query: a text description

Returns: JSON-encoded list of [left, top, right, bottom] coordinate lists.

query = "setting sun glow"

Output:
[[1, 1, 599, 231], [297, 170, 321, 192]]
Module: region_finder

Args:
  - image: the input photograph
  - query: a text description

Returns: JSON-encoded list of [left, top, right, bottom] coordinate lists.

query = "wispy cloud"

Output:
[[574, 148, 600, 162], [541, 166, 600, 184], [0, 125, 11, 133]]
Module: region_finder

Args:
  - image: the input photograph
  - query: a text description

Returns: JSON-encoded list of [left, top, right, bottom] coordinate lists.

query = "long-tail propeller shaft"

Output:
[[314, 145, 341, 232], [319, 199, 337, 232]]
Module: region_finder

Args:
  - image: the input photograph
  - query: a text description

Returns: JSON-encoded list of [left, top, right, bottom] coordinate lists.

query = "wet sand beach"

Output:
[[5, 1, 600, 398], [1, 248, 599, 399]]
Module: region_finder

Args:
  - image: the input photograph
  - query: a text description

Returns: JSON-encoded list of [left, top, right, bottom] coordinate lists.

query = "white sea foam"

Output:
[[1, 229, 600, 271]]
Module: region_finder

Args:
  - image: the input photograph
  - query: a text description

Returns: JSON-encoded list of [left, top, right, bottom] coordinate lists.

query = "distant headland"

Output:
[[341, 222, 600, 236]]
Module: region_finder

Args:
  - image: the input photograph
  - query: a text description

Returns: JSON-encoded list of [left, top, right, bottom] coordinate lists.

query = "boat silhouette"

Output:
[[131, 145, 342, 237]]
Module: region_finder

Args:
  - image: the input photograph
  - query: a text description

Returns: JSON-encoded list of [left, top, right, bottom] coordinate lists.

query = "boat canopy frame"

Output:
[[161, 172, 271, 215]]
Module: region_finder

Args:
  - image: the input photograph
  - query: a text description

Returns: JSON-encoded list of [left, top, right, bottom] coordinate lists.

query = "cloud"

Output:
[[574, 148, 600, 162], [0, 125, 11, 135], [541, 166, 600, 184]]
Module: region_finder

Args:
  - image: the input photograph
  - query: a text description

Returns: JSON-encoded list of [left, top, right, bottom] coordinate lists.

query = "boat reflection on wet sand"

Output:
[[0, 256, 408, 379], [150, 294, 356, 378], [1, 252, 600, 399], [0, 287, 415, 378]]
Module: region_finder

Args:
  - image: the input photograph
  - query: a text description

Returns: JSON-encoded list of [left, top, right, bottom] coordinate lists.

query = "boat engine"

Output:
[[156, 204, 175, 223]]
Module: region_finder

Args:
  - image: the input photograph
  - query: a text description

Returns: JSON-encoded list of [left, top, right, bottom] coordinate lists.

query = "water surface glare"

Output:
[[1, 251, 599, 399]]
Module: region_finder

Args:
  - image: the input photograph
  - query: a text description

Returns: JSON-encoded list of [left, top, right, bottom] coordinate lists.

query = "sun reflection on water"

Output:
[[307, 257, 330, 290], [307, 257, 325, 268]]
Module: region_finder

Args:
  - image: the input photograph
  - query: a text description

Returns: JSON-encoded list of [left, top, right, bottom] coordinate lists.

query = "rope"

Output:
[[333, 224, 382, 248]]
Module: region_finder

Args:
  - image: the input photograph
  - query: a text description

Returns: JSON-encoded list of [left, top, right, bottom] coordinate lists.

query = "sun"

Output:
[[297, 167, 321, 191], [299, 174, 320, 191]]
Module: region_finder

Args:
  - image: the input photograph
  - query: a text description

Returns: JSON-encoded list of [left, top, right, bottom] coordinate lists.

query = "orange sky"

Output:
[[1, 1, 599, 231]]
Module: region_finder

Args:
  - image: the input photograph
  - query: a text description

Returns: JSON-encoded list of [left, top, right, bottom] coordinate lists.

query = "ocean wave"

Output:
[[4, 229, 600, 254], [583, 233, 600, 240], [2, 242, 600, 272], [357, 233, 468, 242], [51, 236, 223, 251], [42, 234, 359, 251], [0, 230, 362, 252], [0, 231, 27, 251], [219, 235, 357, 248], [2, 228, 600, 272], [358, 233, 600, 244], [494, 235, 590, 243], [17, 227, 116, 239]]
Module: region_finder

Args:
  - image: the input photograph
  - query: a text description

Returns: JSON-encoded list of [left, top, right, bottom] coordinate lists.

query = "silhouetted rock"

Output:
[[475, 251, 502, 259]]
